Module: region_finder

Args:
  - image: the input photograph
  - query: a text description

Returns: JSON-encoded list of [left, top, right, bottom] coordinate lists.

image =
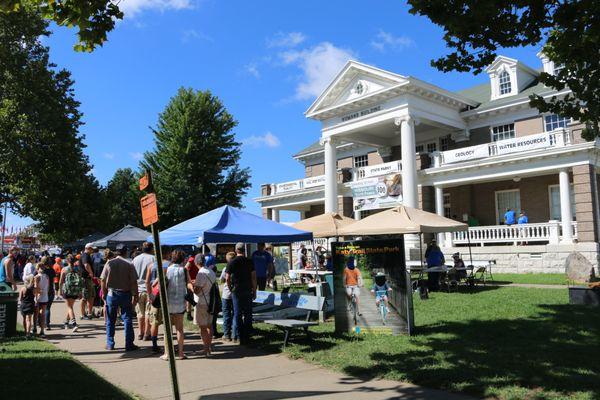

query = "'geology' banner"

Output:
[[495, 132, 551, 155], [442, 143, 489, 164]]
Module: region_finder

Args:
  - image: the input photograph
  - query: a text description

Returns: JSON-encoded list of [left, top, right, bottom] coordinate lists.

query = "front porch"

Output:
[[451, 221, 578, 246]]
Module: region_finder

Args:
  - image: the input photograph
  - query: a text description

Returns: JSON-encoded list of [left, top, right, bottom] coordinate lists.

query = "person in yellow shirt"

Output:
[[343, 256, 362, 316]]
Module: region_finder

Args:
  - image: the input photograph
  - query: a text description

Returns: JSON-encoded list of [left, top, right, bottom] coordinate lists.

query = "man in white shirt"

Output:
[[131, 242, 155, 341]]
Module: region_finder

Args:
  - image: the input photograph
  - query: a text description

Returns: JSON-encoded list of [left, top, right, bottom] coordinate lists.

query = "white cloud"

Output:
[[130, 152, 144, 160], [370, 30, 415, 52], [119, 0, 193, 17], [267, 32, 307, 48], [181, 29, 213, 43], [244, 62, 260, 78], [281, 42, 355, 100], [103, 153, 115, 159], [242, 132, 281, 149]]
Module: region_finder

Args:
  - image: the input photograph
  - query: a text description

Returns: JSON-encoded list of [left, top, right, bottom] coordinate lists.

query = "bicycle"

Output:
[[375, 290, 388, 325]]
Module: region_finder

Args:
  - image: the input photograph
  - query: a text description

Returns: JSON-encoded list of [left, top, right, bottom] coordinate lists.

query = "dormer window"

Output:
[[498, 70, 512, 95]]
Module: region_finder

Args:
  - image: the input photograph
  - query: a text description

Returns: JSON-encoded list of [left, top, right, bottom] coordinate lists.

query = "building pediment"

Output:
[[305, 61, 408, 119]]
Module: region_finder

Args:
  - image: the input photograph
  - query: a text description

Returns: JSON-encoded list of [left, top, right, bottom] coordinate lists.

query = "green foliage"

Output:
[[408, 0, 600, 137], [104, 168, 143, 231], [0, 0, 123, 52], [142, 88, 251, 228], [0, 10, 107, 242]]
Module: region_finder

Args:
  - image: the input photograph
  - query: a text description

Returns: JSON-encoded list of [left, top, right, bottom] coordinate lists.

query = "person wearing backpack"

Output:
[[60, 255, 83, 332], [194, 255, 217, 357], [225, 243, 257, 345]]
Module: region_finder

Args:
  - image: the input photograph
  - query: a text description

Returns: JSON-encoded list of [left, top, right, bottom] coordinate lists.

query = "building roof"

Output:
[[457, 79, 552, 113], [293, 140, 322, 158]]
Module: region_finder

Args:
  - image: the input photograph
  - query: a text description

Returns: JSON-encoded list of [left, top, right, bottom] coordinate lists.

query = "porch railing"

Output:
[[451, 221, 578, 246]]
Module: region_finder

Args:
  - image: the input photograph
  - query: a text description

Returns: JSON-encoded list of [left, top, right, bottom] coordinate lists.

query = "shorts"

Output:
[[148, 306, 163, 326], [36, 302, 48, 306], [82, 279, 95, 300], [345, 286, 360, 297], [375, 294, 388, 302], [65, 295, 79, 300], [195, 304, 212, 327], [135, 292, 150, 316]]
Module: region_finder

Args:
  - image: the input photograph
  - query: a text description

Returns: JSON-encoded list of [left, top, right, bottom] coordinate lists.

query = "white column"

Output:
[[355, 210, 361, 221], [434, 186, 445, 246], [396, 116, 418, 208], [559, 168, 574, 243], [322, 136, 338, 213], [271, 209, 280, 222]]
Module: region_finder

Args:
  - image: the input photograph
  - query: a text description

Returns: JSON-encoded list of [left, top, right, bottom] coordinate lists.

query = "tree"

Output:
[[105, 168, 143, 231], [0, 10, 107, 242], [408, 0, 600, 138], [142, 88, 251, 228], [1, 0, 122, 51]]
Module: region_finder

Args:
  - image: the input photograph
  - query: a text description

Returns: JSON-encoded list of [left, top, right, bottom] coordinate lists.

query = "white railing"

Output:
[[353, 160, 402, 180], [452, 221, 578, 246], [434, 129, 572, 167]]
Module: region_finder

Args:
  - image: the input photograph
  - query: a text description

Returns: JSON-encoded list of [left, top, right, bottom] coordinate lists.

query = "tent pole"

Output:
[[311, 238, 324, 322], [419, 233, 424, 270], [467, 233, 473, 266]]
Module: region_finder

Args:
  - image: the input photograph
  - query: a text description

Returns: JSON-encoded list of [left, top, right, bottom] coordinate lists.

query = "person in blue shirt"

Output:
[[504, 208, 516, 225], [425, 239, 445, 291], [251, 243, 273, 291], [203, 247, 217, 273], [518, 211, 528, 224]]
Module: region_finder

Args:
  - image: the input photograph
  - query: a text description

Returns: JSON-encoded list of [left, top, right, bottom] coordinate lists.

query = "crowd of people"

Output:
[[0, 241, 278, 359]]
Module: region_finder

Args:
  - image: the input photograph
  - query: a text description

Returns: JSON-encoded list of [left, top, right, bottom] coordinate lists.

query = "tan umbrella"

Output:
[[292, 212, 356, 238], [339, 205, 467, 236]]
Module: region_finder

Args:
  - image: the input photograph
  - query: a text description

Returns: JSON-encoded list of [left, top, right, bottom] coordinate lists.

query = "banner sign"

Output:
[[496, 132, 551, 155], [331, 239, 412, 335], [303, 174, 326, 189], [351, 173, 402, 212], [275, 180, 301, 193], [140, 193, 159, 227], [442, 144, 489, 164], [341, 105, 382, 122], [361, 161, 401, 179]]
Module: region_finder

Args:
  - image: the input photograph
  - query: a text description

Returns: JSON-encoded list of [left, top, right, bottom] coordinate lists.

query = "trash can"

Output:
[[0, 282, 18, 338]]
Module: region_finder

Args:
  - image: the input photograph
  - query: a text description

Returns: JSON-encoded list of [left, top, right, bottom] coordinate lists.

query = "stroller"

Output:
[[92, 277, 105, 319]]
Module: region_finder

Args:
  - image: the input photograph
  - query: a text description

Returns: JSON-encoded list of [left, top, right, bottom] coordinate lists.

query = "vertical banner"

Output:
[[331, 238, 412, 335]]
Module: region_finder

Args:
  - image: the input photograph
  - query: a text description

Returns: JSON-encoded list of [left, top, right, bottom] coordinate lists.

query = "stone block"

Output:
[[565, 252, 596, 282]]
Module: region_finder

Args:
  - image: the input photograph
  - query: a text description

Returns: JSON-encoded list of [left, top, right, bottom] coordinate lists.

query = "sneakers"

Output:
[[63, 323, 69, 330], [125, 345, 140, 352], [72, 325, 79, 333]]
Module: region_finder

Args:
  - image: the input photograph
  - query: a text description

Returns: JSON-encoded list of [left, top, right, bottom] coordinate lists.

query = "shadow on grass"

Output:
[[342, 304, 600, 398]]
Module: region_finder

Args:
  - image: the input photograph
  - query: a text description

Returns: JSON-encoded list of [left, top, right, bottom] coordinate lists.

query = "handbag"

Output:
[[184, 269, 197, 306]]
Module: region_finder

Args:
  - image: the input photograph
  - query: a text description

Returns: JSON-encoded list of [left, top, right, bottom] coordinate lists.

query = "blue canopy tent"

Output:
[[150, 205, 313, 245]]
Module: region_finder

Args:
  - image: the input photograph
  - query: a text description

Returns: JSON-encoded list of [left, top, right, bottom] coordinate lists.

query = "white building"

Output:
[[256, 55, 600, 273]]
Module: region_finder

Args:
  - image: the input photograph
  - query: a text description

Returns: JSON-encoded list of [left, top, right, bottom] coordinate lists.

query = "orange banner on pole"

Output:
[[141, 193, 159, 227], [139, 174, 150, 191]]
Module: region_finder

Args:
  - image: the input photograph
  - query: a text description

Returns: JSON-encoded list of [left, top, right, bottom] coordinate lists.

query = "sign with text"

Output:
[[139, 174, 149, 191], [275, 180, 301, 193], [341, 105, 382, 122], [442, 144, 489, 164], [303, 174, 326, 189], [496, 132, 551, 156], [140, 193, 159, 227], [351, 174, 402, 211], [362, 161, 401, 178]]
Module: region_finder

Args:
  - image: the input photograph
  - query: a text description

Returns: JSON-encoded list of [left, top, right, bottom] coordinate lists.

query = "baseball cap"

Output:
[[85, 243, 94, 249]]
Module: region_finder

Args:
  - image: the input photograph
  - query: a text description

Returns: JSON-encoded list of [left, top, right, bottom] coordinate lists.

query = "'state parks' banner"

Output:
[[331, 238, 414, 335], [350, 173, 403, 212]]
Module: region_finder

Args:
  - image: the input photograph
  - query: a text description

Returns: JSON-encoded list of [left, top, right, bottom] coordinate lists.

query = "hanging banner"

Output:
[[275, 179, 302, 193], [495, 132, 551, 155], [442, 143, 489, 164], [362, 161, 401, 179], [303, 175, 326, 189], [350, 173, 402, 212]]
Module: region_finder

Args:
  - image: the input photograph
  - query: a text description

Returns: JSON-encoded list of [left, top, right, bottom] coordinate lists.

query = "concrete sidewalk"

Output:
[[47, 299, 472, 400]]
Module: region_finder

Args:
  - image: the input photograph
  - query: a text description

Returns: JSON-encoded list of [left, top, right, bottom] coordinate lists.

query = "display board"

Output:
[[331, 238, 413, 335]]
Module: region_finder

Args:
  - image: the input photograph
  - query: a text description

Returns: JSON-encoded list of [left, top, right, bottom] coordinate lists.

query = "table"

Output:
[[294, 269, 333, 276]]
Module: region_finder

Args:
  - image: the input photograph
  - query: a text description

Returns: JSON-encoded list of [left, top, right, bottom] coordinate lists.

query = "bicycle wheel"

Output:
[[381, 303, 387, 325]]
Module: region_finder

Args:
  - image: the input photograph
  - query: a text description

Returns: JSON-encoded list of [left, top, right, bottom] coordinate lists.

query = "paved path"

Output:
[[46, 299, 473, 400]]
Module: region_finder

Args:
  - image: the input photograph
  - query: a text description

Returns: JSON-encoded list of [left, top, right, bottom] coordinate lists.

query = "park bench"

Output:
[[253, 290, 325, 350]]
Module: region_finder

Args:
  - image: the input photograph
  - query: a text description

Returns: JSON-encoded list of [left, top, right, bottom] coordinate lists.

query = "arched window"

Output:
[[498, 70, 512, 95]]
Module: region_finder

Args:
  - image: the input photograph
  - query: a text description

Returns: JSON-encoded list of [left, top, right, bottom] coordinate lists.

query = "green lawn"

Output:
[[0, 335, 136, 400], [250, 286, 599, 400], [492, 273, 568, 285]]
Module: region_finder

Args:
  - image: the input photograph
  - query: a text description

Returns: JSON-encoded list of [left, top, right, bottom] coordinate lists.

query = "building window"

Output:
[[415, 144, 424, 153], [440, 136, 450, 151], [353, 154, 368, 168], [443, 193, 451, 219], [553, 63, 565, 75], [544, 114, 570, 132], [548, 185, 576, 221], [498, 70, 512, 95], [426, 142, 437, 153], [416, 140, 438, 153], [495, 189, 520, 224], [491, 123, 515, 142]]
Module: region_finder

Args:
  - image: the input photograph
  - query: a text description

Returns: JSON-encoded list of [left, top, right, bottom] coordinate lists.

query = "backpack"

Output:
[[63, 268, 83, 297]]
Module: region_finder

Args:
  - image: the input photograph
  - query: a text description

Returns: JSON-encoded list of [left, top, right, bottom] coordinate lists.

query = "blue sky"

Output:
[[6, 0, 542, 231]]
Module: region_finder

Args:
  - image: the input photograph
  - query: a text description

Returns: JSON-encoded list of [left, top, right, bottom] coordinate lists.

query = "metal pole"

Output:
[[311, 238, 324, 322], [467, 233, 473, 266], [145, 169, 180, 400], [1, 203, 7, 254]]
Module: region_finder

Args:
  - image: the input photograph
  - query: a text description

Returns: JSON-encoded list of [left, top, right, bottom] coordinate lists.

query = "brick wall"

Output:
[[305, 163, 325, 178], [367, 151, 383, 166], [337, 156, 353, 169], [573, 164, 598, 242], [305, 204, 324, 218], [515, 116, 543, 136], [338, 196, 354, 218]]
